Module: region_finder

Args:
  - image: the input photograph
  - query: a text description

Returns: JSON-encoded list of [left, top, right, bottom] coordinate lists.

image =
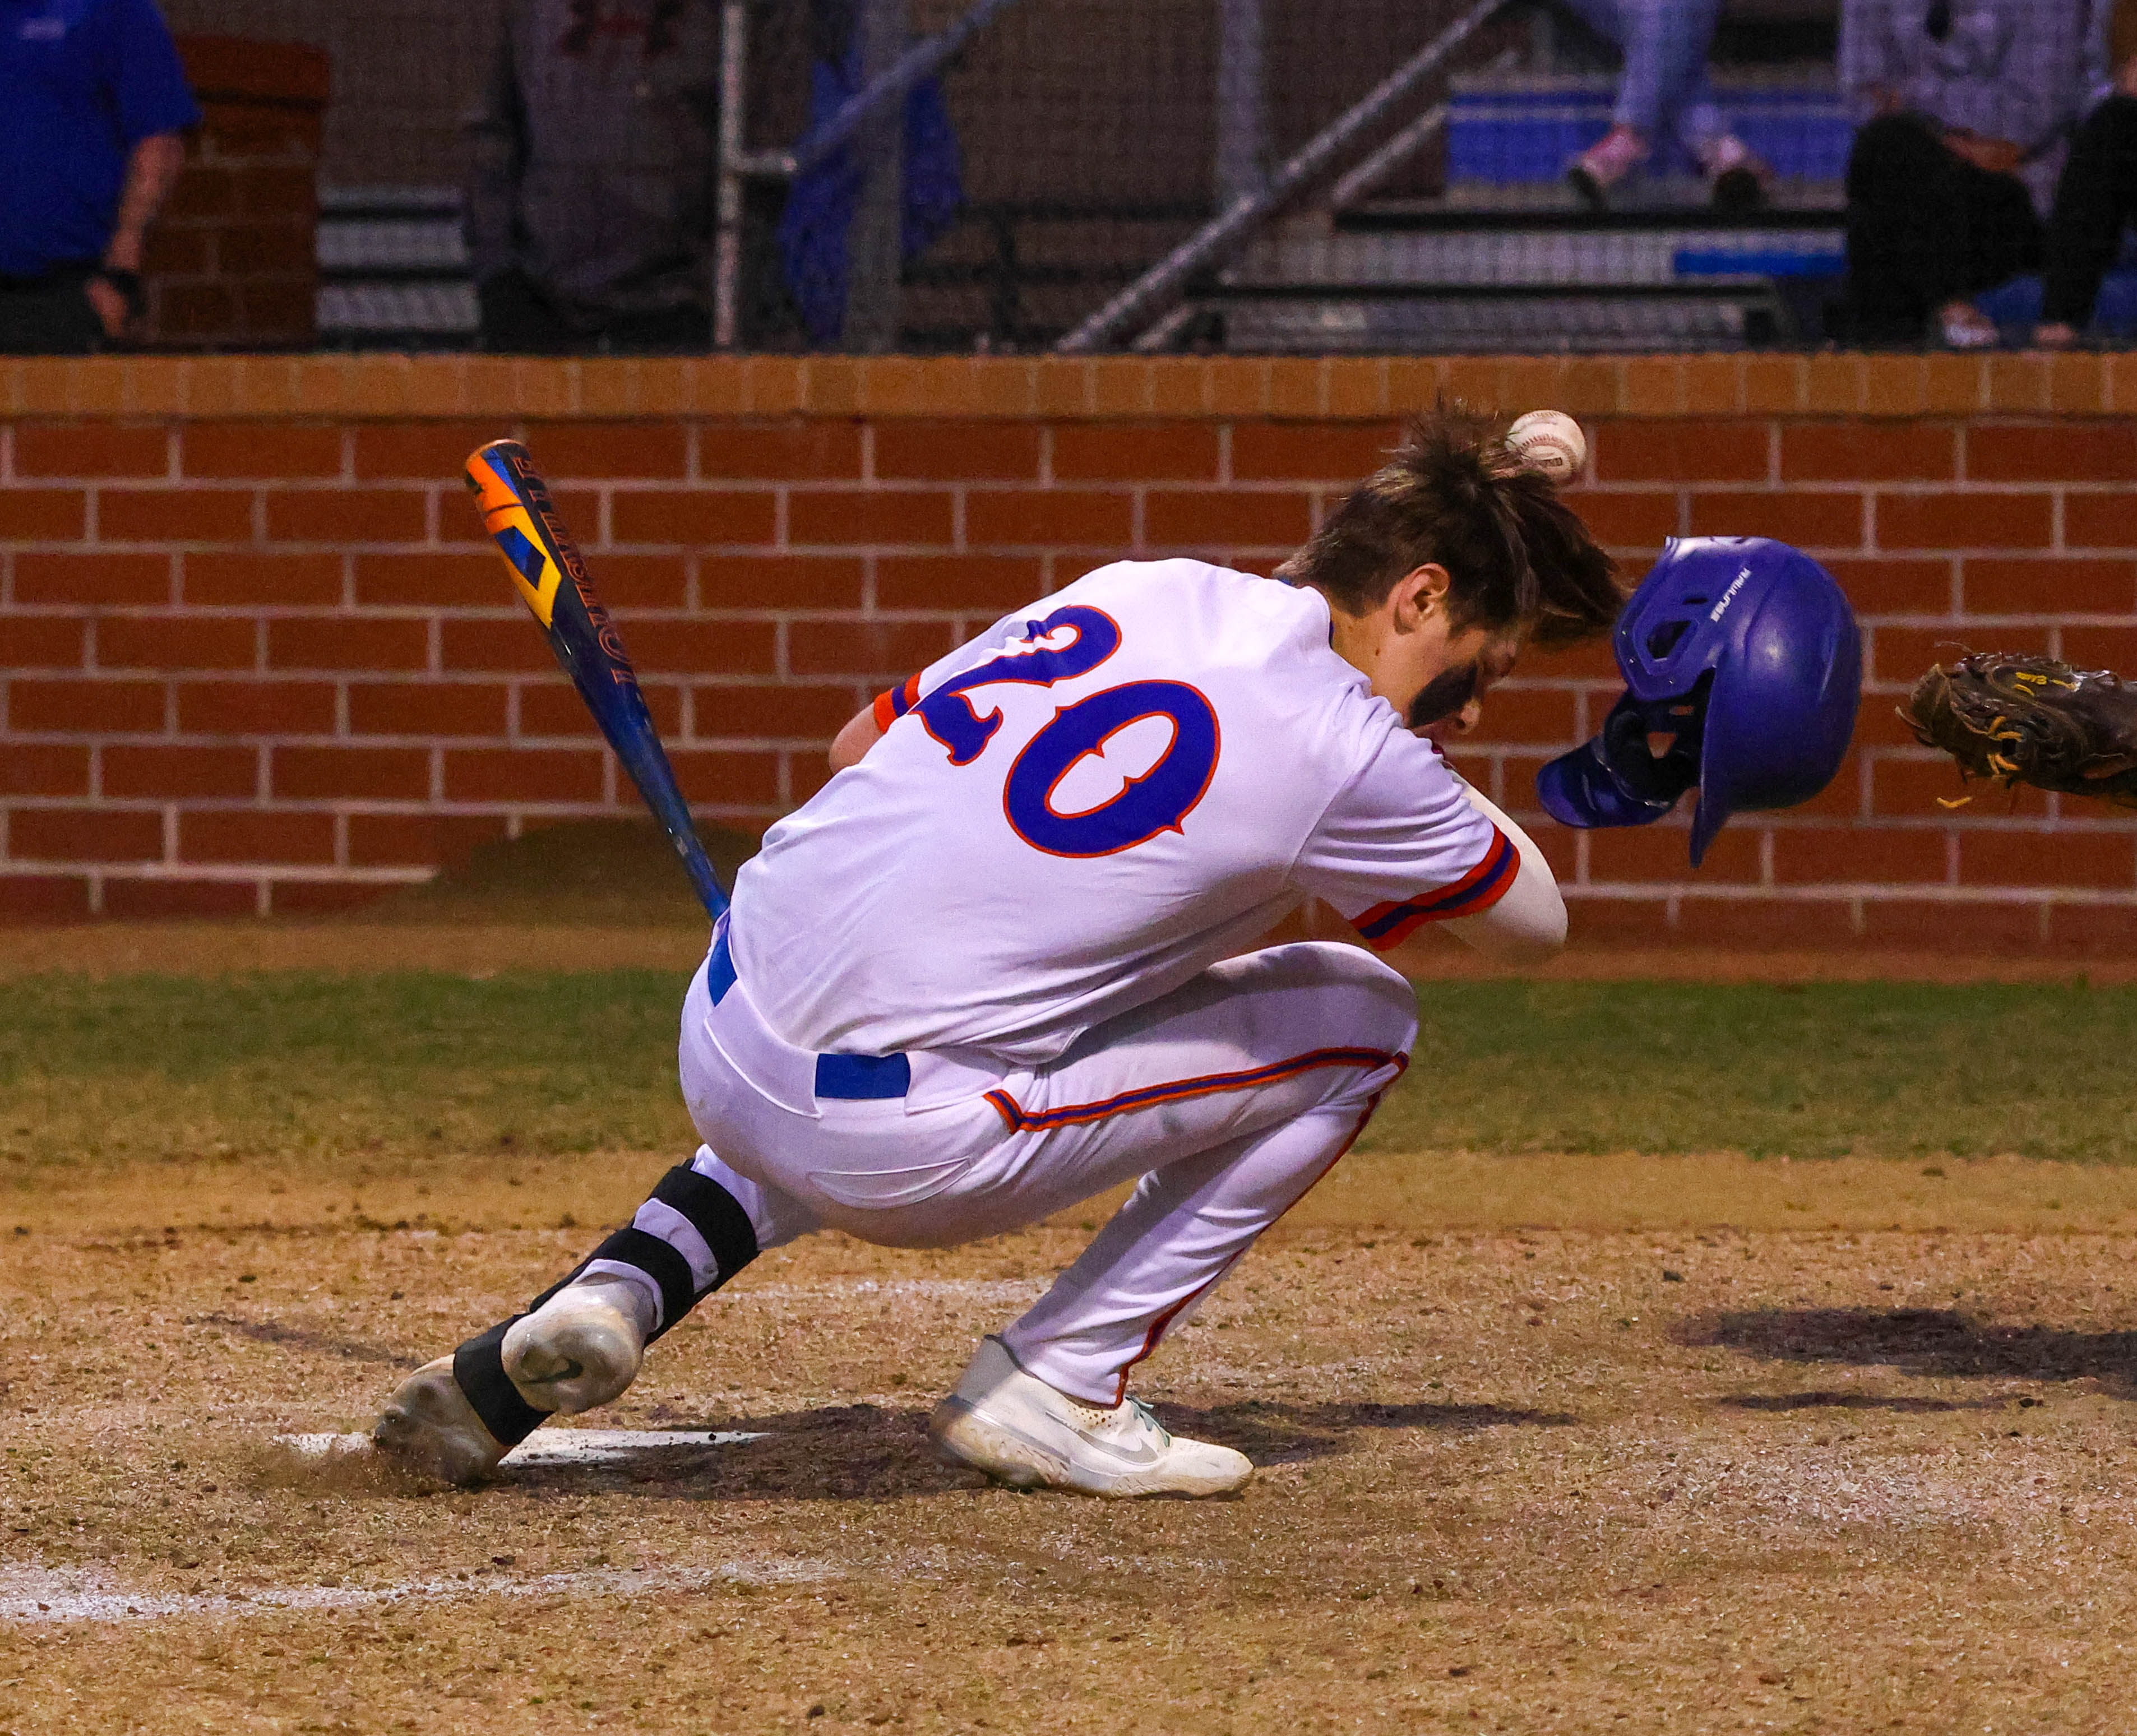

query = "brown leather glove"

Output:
[[1903, 652, 2137, 804]]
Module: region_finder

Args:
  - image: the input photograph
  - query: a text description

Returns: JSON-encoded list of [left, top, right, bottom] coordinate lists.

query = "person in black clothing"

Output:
[[1843, 110, 2046, 346], [1839, 0, 2108, 348], [2038, 59, 2137, 345], [466, 0, 724, 353]]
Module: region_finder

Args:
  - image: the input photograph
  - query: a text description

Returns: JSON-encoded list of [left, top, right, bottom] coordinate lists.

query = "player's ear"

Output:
[[1390, 563, 1453, 631]]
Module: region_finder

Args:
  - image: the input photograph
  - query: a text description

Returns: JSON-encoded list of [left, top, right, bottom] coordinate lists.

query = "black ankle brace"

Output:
[[450, 1165, 765, 1441], [451, 1318, 548, 1448]]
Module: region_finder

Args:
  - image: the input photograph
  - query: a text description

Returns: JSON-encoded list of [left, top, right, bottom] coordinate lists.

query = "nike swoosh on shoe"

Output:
[[982, 1405, 1167, 1469]]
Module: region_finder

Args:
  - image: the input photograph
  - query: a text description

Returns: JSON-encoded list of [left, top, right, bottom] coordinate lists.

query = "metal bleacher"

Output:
[[306, 2, 1861, 357], [314, 186, 477, 350], [1197, 66, 1853, 355]]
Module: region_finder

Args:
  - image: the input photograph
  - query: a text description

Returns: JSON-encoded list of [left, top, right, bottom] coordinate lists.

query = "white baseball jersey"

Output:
[[728, 558, 1514, 1065]]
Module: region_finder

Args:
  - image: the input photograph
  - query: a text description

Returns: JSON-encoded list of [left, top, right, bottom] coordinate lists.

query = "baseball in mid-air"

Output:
[[1506, 410, 1588, 483]]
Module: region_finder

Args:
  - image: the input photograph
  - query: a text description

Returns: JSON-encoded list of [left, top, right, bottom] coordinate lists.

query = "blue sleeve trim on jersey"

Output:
[[1350, 826, 1519, 949], [872, 672, 922, 733]]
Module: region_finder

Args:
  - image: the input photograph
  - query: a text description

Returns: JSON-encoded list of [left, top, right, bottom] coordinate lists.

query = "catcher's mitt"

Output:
[[1902, 652, 2137, 805]]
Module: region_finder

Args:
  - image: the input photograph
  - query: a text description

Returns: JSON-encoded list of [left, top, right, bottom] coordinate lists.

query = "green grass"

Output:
[[1372, 979, 2137, 1164], [1, 973, 2134, 1172], [0, 971, 700, 1170]]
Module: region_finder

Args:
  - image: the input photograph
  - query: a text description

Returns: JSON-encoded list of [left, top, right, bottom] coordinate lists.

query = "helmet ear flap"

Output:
[[1599, 677, 1706, 805], [1536, 690, 1701, 829]]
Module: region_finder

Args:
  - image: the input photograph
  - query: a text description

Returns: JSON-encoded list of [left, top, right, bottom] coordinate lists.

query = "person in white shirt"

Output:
[[373, 406, 1623, 1499]]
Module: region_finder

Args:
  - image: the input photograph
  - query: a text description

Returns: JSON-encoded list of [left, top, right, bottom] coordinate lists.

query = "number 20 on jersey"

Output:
[[907, 607, 1222, 859]]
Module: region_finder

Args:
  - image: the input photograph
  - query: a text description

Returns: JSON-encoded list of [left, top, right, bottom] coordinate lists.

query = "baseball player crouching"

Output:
[[373, 405, 1623, 1498]]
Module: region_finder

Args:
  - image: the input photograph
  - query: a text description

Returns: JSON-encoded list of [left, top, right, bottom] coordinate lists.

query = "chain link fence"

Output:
[[761, 0, 1514, 346], [163, 0, 1527, 349], [161, 0, 504, 191], [155, 2, 1878, 352]]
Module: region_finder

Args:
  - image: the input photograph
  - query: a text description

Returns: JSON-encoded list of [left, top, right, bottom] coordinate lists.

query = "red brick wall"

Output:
[[2, 353, 2134, 948], [149, 38, 327, 350]]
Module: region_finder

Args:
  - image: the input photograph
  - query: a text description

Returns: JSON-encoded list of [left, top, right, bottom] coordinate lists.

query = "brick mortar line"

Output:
[[1580, 481, 2137, 494], [35, 476, 2137, 493], [1572, 882, 2137, 902], [3, 863, 2117, 897], [3, 415, 2126, 437], [0, 722, 2086, 742], [4, 605, 1033, 619], [0, 665, 1734, 689], [6, 798, 2095, 822], [1862, 612, 2137, 624], [12, 540, 2135, 558], [2, 771, 2117, 814], [1, 793, 770, 813], [547, 605, 2137, 624], [0, 861, 434, 883], [0, 353, 2130, 418]]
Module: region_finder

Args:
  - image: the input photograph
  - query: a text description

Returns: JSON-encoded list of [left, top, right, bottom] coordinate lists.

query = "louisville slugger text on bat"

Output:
[[464, 438, 728, 919]]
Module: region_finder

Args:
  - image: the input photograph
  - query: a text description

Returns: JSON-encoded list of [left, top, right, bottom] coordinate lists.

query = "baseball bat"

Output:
[[464, 439, 729, 920]]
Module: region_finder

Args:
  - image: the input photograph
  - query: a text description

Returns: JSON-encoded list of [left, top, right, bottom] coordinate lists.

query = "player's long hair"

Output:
[[1280, 405, 1622, 649]]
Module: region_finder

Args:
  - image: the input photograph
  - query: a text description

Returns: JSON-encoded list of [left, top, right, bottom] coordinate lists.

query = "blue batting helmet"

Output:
[[1535, 536, 1862, 867]]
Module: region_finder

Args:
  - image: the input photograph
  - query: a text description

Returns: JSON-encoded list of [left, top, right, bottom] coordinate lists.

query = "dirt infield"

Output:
[[7, 817, 2136, 1729], [8, 1155, 2137, 1733]]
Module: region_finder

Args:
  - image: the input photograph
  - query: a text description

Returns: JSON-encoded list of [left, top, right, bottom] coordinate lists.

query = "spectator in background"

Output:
[[1562, 0, 1771, 213], [1840, 0, 2108, 349], [2037, 1, 2137, 346], [467, 0, 724, 353], [776, 0, 961, 347], [0, 0, 197, 354]]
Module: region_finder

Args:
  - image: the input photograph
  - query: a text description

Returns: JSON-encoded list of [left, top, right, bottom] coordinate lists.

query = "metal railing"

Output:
[[713, 0, 1029, 349], [713, 0, 1520, 354], [1056, 0, 1511, 352]]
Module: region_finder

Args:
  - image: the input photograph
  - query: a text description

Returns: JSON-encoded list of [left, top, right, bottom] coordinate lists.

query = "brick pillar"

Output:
[[149, 38, 329, 350]]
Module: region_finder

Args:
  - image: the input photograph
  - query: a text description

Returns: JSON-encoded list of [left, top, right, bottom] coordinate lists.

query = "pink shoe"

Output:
[[1567, 124, 1648, 210], [1941, 302, 1999, 349], [1698, 133, 1770, 213]]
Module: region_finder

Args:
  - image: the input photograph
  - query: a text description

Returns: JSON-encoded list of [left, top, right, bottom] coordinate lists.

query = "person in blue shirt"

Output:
[[0, 0, 200, 353]]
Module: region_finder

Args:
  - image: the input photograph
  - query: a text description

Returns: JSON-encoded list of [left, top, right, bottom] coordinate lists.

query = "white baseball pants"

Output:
[[663, 936, 1416, 1405]]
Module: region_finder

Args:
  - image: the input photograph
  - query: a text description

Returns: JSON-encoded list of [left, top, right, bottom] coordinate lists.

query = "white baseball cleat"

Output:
[[372, 1356, 511, 1486], [500, 1274, 656, 1415], [928, 1337, 1252, 1499]]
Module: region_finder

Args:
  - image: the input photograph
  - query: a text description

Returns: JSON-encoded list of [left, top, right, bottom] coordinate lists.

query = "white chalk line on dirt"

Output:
[[738, 1278, 1048, 1303], [0, 1556, 836, 1627], [277, 1427, 769, 1468]]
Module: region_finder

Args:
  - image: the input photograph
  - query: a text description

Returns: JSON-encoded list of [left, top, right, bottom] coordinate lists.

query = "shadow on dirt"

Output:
[[1681, 1308, 2137, 1395], [187, 1311, 415, 1368], [501, 1404, 972, 1502], [1150, 1399, 1576, 1465], [496, 1397, 1575, 1499], [1715, 1391, 2004, 1415]]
